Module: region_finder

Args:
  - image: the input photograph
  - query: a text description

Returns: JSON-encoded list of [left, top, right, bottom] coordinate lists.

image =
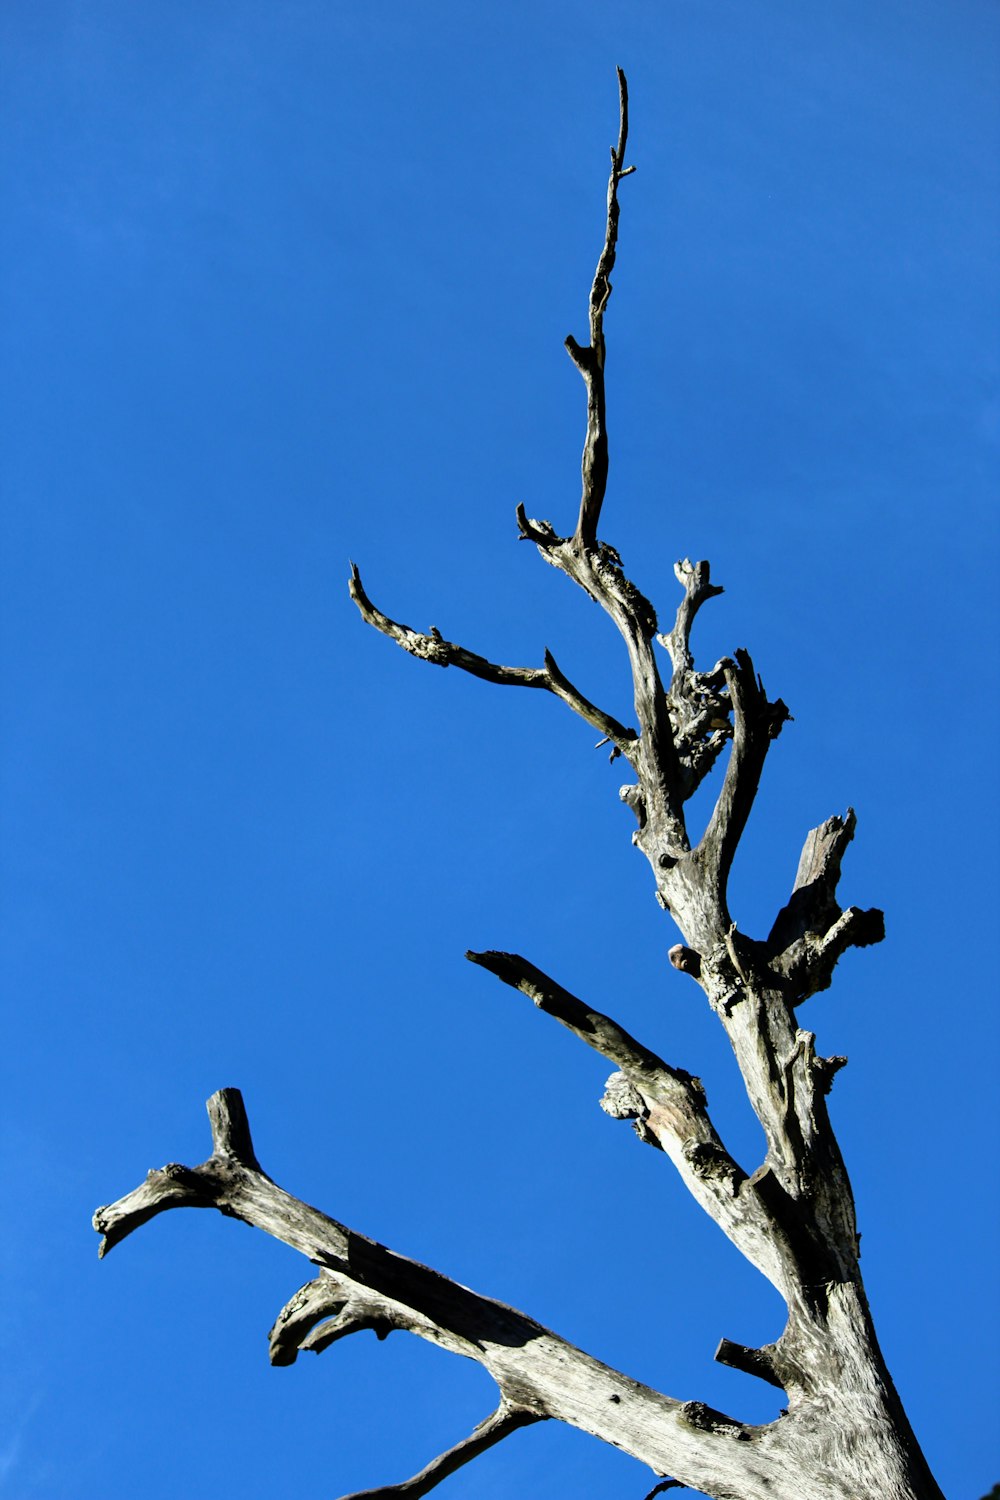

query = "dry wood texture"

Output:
[[95, 72, 942, 1500]]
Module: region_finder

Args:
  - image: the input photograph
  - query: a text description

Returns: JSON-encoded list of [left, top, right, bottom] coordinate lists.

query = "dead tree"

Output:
[[94, 73, 944, 1500]]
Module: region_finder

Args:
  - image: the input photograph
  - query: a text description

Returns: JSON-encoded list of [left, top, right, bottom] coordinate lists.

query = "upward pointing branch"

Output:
[[567, 66, 635, 549]]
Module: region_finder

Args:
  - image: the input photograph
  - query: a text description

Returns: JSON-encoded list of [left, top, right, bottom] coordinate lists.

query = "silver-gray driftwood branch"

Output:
[[95, 69, 942, 1500]]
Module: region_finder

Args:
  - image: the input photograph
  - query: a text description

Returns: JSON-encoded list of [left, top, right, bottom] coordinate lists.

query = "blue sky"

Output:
[[2, 2, 997, 1497]]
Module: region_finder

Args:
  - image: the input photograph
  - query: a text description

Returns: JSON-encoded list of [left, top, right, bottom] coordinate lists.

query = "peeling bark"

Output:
[[95, 71, 943, 1500]]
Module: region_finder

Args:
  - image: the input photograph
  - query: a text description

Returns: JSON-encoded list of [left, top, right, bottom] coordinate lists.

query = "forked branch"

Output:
[[659, 559, 725, 686], [269, 1273, 395, 1363], [349, 564, 637, 757], [95, 1090, 774, 1499]]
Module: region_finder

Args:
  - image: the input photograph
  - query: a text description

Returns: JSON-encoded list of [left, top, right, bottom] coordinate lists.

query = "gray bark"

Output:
[[94, 70, 943, 1500]]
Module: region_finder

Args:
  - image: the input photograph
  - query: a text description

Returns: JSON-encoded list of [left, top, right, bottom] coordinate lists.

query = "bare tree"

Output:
[[94, 73, 945, 1500]]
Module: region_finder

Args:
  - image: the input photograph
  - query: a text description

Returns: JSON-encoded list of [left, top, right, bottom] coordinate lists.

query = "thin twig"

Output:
[[334, 1403, 542, 1500]]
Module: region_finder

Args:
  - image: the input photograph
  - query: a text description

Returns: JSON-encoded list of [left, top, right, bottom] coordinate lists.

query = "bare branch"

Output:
[[714, 1338, 786, 1392], [696, 650, 791, 920], [658, 560, 725, 685], [93, 1087, 265, 1258], [334, 1402, 542, 1500], [798, 906, 885, 994], [208, 1085, 264, 1169], [349, 564, 637, 755], [511, 80, 699, 827], [766, 810, 884, 1002], [468, 947, 682, 1081], [543, 647, 638, 760], [95, 1090, 770, 1496], [570, 66, 635, 549], [515, 501, 559, 547], [467, 951, 803, 1296], [646, 562, 734, 801], [269, 1273, 394, 1365], [94, 1161, 215, 1258], [468, 947, 718, 1144], [515, 525, 689, 836], [768, 810, 859, 952]]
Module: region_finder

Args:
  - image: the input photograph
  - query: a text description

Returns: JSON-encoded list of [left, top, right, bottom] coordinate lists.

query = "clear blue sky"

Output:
[[2, 2, 997, 1497]]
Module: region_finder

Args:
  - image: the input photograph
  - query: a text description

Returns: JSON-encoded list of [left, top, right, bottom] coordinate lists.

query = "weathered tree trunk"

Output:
[[94, 72, 944, 1500]]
